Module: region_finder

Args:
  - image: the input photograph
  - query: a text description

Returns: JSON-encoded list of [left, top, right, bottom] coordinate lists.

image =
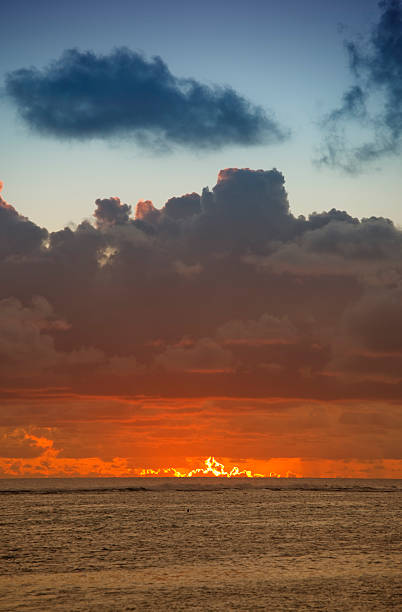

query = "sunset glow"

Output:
[[138, 456, 288, 478], [2, 4, 402, 612], [1, 426, 401, 479], [1, 2, 401, 483]]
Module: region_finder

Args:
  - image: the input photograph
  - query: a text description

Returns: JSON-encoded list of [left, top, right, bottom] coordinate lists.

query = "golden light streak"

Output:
[[137, 456, 293, 478]]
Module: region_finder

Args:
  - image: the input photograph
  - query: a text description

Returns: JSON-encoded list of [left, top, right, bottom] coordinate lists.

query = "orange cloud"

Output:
[[0, 392, 401, 479], [1, 430, 401, 479]]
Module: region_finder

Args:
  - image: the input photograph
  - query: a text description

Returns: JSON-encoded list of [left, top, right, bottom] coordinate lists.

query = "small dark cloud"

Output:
[[318, 0, 402, 172], [5, 48, 287, 151], [94, 197, 132, 227]]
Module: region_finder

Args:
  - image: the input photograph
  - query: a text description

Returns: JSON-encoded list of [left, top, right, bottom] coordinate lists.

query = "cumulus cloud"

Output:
[[163, 193, 201, 220], [247, 214, 402, 279], [5, 48, 287, 150], [0, 167, 401, 403], [94, 197, 132, 227], [0, 296, 105, 377], [135, 199, 160, 224], [0, 181, 47, 258], [325, 286, 402, 384], [0, 296, 68, 376], [319, 0, 402, 171], [342, 287, 402, 356]]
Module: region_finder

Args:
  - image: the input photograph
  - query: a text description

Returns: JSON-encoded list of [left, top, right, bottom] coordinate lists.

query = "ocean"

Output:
[[0, 478, 401, 611]]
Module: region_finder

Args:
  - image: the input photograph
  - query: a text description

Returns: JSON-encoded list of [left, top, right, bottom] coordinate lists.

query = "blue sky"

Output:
[[2, 0, 402, 229]]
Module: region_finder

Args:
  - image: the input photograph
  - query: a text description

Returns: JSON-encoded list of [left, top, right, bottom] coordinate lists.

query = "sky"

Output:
[[1, 0, 402, 478]]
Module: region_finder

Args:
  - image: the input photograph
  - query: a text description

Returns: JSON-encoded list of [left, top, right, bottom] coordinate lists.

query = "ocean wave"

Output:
[[0, 477, 401, 495]]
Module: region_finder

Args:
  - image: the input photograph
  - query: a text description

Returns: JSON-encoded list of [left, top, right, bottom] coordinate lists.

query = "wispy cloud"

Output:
[[318, 0, 402, 172]]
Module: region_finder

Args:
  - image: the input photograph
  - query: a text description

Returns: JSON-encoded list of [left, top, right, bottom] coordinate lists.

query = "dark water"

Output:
[[0, 478, 401, 611]]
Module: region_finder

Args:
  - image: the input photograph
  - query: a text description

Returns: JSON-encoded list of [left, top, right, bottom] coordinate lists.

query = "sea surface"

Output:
[[0, 478, 401, 611]]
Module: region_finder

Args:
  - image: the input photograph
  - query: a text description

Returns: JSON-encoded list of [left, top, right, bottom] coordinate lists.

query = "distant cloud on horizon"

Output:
[[5, 48, 288, 151]]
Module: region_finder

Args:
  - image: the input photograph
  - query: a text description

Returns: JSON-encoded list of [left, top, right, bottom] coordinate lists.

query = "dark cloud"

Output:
[[163, 193, 201, 221], [0, 168, 402, 403], [0, 182, 47, 258], [217, 313, 298, 346], [94, 197, 132, 227], [319, 0, 402, 171], [0, 296, 104, 378], [340, 287, 402, 356], [155, 338, 234, 373], [5, 48, 287, 150]]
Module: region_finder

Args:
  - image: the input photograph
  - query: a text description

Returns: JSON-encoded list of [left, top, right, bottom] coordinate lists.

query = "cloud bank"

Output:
[[0, 168, 401, 474], [5, 48, 287, 150], [0, 167, 401, 398], [319, 0, 402, 171]]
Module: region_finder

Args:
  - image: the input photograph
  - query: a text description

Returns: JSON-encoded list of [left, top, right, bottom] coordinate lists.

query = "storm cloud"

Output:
[[319, 0, 402, 171], [0, 167, 401, 402], [5, 48, 287, 150]]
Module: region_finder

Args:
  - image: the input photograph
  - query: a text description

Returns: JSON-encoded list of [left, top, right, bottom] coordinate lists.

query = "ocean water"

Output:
[[0, 478, 401, 611]]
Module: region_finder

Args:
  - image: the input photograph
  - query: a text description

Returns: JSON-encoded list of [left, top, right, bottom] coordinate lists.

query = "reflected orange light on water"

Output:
[[138, 456, 295, 478]]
